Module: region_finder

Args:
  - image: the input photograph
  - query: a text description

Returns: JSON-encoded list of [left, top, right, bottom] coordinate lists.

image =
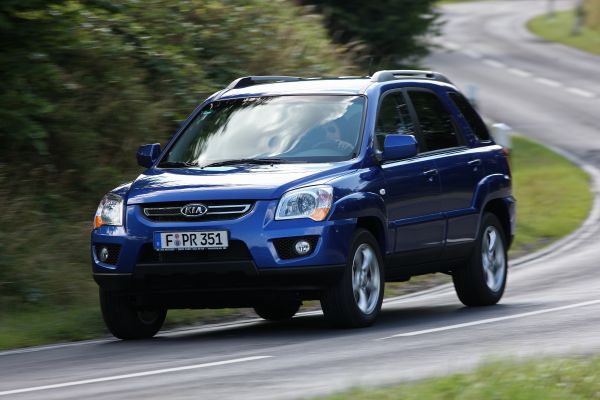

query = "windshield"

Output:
[[160, 95, 365, 167]]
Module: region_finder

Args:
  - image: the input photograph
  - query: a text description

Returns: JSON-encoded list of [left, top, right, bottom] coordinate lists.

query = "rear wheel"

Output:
[[253, 299, 301, 321], [453, 213, 508, 306], [100, 289, 166, 340], [321, 229, 384, 328]]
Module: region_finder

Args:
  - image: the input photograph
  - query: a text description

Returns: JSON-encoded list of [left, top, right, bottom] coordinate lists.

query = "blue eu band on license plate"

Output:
[[153, 231, 229, 251]]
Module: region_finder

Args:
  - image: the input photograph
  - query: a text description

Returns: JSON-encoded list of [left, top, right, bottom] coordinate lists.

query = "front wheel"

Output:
[[452, 213, 508, 306], [321, 229, 384, 328], [100, 289, 166, 340]]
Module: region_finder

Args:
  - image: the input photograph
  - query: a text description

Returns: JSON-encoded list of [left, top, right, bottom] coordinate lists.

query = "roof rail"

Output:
[[225, 76, 304, 91], [370, 70, 453, 84]]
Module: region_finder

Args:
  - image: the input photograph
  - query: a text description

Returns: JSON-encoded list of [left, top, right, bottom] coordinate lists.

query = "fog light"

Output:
[[99, 247, 110, 263], [294, 240, 311, 256]]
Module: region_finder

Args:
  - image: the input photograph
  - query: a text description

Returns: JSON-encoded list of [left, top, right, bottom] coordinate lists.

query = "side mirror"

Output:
[[137, 143, 161, 168], [382, 135, 418, 161]]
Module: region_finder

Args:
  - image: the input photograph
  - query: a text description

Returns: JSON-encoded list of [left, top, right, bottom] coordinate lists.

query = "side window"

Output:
[[408, 90, 458, 152], [448, 92, 491, 141], [375, 92, 415, 149]]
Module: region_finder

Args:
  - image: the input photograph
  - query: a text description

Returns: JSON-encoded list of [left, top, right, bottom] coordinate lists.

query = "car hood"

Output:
[[126, 163, 353, 204]]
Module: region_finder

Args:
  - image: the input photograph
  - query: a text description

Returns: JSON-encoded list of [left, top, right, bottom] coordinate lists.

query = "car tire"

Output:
[[253, 299, 301, 321], [453, 212, 508, 307], [321, 229, 384, 328], [99, 289, 166, 340]]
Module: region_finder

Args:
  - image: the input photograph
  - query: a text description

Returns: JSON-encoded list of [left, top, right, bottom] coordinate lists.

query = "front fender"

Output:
[[330, 191, 386, 221], [329, 191, 390, 252]]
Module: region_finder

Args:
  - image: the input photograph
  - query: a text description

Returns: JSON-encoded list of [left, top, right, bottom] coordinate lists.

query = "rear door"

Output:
[[377, 91, 444, 264], [405, 89, 484, 260]]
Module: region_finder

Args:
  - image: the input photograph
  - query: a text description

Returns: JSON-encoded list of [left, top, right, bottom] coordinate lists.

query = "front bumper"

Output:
[[91, 200, 355, 294]]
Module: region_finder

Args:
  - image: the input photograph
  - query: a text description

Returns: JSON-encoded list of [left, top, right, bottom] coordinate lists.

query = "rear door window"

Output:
[[407, 90, 459, 152]]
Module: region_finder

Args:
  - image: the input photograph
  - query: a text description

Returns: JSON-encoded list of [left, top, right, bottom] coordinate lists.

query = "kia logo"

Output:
[[180, 203, 208, 217]]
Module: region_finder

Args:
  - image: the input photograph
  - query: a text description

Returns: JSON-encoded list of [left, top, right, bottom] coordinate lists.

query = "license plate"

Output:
[[153, 231, 229, 251]]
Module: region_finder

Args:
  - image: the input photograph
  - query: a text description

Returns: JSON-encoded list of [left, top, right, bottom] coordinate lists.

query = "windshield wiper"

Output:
[[200, 158, 289, 168], [157, 161, 198, 168]]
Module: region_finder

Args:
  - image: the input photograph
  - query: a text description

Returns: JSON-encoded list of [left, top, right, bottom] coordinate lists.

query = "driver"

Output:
[[323, 121, 354, 153]]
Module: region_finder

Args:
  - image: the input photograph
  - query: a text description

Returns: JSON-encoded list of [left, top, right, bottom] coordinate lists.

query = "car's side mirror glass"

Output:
[[136, 143, 161, 168], [381, 135, 418, 161]]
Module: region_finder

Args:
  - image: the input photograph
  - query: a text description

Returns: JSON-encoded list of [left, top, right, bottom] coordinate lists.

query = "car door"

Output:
[[405, 89, 485, 261], [376, 91, 444, 265]]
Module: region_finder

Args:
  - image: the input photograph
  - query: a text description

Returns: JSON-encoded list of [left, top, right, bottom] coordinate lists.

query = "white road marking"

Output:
[[0, 355, 273, 396], [0, 339, 112, 357], [508, 68, 532, 78], [0, 318, 263, 356], [483, 59, 506, 68], [463, 49, 482, 59], [535, 77, 562, 87], [378, 299, 600, 340], [0, 285, 457, 356], [566, 87, 596, 98], [443, 41, 462, 51]]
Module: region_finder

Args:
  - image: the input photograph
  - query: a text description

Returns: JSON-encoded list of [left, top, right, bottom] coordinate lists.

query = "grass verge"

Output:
[[0, 136, 592, 350], [528, 10, 600, 56], [510, 135, 592, 256], [319, 355, 600, 399]]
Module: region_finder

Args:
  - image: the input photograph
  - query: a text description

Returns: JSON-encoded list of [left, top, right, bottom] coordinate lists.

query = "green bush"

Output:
[[0, 0, 352, 309]]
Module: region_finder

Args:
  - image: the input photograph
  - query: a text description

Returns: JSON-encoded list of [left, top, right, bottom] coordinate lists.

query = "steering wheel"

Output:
[[312, 139, 354, 154], [313, 140, 343, 150]]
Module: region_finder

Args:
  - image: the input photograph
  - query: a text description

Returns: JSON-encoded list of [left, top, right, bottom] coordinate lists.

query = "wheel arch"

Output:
[[356, 216, 386, 256], [330, 192, 390, 254], [482, 198, 513, 248]]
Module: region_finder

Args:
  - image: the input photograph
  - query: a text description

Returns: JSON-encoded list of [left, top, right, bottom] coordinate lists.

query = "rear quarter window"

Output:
[[448, 92, 491, 142]]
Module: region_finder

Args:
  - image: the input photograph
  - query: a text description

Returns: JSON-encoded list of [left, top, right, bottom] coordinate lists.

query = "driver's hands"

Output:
[[334, 139, 354, 153]]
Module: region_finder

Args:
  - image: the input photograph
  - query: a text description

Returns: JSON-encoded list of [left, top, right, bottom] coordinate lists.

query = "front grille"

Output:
[[95, 244, 121, 265], [273, 236, 319, 260], [138, 241, 252, 264], [141, 200, 254, 222]]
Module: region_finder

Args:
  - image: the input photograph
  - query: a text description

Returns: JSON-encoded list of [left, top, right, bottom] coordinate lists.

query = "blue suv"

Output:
[[92, 70, 515, 339]]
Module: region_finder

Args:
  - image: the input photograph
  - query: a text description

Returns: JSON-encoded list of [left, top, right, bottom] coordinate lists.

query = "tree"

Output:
[[572, 0, 586, 35], [0, 0, 353, 307], [0, 0, 351, 195], [297, 0, 440, 69]]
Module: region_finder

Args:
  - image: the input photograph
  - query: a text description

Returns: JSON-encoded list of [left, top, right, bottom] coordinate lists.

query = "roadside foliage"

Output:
[[0, 0, 351, 311], [297, 0, 439, 68], [587, 0, 600, 29]]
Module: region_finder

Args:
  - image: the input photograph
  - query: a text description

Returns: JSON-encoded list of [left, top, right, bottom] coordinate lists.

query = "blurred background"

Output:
[[0, 0, 598, 347]]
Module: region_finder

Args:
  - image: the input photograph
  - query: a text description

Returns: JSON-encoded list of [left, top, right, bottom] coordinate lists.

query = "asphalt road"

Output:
[[2, 1, 600, 398]]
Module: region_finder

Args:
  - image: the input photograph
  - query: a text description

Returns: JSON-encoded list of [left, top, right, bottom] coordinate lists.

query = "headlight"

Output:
[[275, 185, 333, 221], [94, 193, 124, 229]]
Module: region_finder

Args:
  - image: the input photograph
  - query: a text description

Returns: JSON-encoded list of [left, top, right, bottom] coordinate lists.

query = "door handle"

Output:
[[468, 158, 482, 172], [423, 169, 438, 182]]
